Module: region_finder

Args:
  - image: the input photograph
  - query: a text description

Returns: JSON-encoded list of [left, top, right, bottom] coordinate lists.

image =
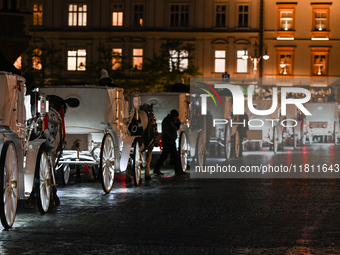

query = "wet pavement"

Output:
[[1, 145, 340, 254]]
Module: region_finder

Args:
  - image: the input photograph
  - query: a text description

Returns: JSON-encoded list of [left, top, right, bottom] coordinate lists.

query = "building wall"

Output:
[[263, 0, 340, 90]]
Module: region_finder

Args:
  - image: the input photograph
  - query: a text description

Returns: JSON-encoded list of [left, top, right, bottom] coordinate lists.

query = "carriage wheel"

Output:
[[302, 133, 306, 145], [178, 131, 188, 172], [61, 164, 70, 185], [0, 142, 18, 229], [34, 145, 51, 214], [234, 130, 241, 158], [100, 133, 115, 193], [273, 126, 278, 154], [132, 140, 142, 187], [196, 133, 205, 167], [293, 127, 297, 149], [224, 124, 231, 160]]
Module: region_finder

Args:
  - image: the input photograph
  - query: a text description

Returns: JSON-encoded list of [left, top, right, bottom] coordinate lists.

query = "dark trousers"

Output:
[[154, 142, 181, 173]]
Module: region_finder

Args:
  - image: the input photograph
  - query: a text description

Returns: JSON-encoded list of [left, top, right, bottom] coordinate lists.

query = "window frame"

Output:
[[112, 3, 124, 27], [169, 4, 189, 27], [276, 47, 295, 76], [133, 3, 144, 27], [276, 3, 297, 40], [215, 4, 227, 28], [311, 3, 331, 40], [68, 4, 87, 27], [132, 48, 143, 70], [310, 47, 330, 77], [32, 3, 43, 26], [67, 49, 87, 71], [169, 49, 189, 72], [112, 48, 122, 70], [236, 49, 248, 73], [214, 50, 226, 73], [237, 4, 249, 28]]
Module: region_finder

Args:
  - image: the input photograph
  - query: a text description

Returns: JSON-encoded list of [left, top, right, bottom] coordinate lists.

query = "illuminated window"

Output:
[[276, 3, 296, 39], [133, 4, 144, 26], [33, 4, 43, 26], [315, 12, 327, 31], [132, 49, 143, 70], [32, 49, 42, 70], [67, 49, 86, 71], [214, 50, 225, 73], [311, 3, 331, 39], [276, 47, 295, 76], [169, 50, 188, 72], [311, 47, 330, 76], [13, 56, 22, 69], [215, 5, 226, 27], [236, 50, 247, 73], [280, 12, 292, 30], [278, 54, 292, 75], [112, 48, 122, 70], [112, 4, 123, 26], [68, 4, 87, 26], [238, 5, 248, 27], [170, 4, 189, 27]]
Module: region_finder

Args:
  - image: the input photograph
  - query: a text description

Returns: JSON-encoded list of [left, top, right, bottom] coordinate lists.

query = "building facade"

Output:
[[27, 0, 261, 85], [263, 0, 340, 101]]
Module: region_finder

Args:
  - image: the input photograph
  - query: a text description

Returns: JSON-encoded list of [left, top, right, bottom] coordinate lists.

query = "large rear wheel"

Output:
[[100, 133, 115, 193], [196, 132, 206, 167], [234, 130, 241, 158], [178, 131, 188, 172], [0, 142, 18, 229], [34, 145, 51, 214]]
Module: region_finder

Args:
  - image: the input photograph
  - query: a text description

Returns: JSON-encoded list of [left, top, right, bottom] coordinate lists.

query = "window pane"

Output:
[[133, 49, 143, 56], [133, 57, 143, 70], [67, 57, 76, 71], [237, 50, 247, 58], [215, 50, 225, 58], [215, 59, 225, 73], [237, 59, 247, 72], [118, 12, 123, 26]]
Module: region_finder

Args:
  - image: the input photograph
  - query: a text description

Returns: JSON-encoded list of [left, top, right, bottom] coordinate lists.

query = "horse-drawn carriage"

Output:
[[301, 102, 339, 144], [139, 92, 191, 172], [0, 71, 61, 229], [40, 85, 144, 190]]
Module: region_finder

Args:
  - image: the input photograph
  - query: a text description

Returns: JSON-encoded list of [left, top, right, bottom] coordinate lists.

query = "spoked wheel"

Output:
[[34, 145, 51, 214], [224, 124, 231, 160], [132, 140, 142, 187], [196, 132, 205, 167], [60, 164, 70, 185], [100, 133, 115, 193], [293, 127, 297, 149], [0, 142, 18, 229], [178, 131, 188, 172], [273, 126, 278, 154]]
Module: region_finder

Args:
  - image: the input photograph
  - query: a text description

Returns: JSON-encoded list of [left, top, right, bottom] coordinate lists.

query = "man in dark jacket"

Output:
[[153, 109, 185, 175]]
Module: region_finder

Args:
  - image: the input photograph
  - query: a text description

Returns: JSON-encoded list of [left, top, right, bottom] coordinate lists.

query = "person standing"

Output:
[[153, 109, 186, 175]]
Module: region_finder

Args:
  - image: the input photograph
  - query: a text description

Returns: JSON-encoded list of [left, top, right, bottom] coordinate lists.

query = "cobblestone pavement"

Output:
[[1, 145, 340, 254]]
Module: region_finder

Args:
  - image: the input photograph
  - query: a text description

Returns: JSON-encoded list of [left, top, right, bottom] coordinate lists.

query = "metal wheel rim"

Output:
[[225, 126, 231, 159], [235, 130, 240, 158], [293, 127, 297, 148], [102, 134, 115, 192], [39, 152, 51, 213], [179, 132, 188, 171], [197, 136, 205, 167], [63, 164, 70, 185], [3, 143, 18, 228], [134, 142, 141, 186]]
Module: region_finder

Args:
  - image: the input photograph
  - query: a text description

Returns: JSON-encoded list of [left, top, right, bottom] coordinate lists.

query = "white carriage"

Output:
[[301, 102, 339, 144], [40, 86, 143, 190], [0, 71, 57, 229], [139, 92, 192, 171]]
